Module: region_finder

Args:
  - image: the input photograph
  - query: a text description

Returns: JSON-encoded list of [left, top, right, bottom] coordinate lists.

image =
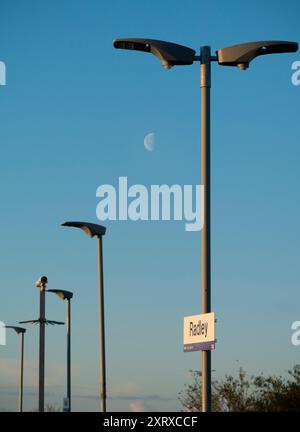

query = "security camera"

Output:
[[35, 276, 48, 288]]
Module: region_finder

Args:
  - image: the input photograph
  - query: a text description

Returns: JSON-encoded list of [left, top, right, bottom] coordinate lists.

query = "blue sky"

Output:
[[0, 0, 300, 412]]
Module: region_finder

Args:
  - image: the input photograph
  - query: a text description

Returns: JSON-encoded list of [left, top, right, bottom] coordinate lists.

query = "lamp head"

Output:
[[217, 40, 298, 70], [113, 38, 196, 69], [47, 289, 73, 301], [61, 221, 106, 238], [5, 326, 26, 334]]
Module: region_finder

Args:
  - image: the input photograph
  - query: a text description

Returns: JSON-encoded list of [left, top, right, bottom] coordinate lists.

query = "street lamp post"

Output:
[[60, 221, 107, 412], [5, 326, 26, 412], [113, 38, 298, 412], [47, 289, 73, 412], [20, 276, 64, 412], [37, 276, 47, 413], [200, 45, 212, 411]]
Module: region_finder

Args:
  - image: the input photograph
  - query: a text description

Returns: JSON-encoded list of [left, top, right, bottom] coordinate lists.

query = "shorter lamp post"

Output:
[[20, 276, 64, 412], [5, 326, 26, 412], [19, 318, 64, 412], [61, 221, 107, 412], [47, 289, 73, 412]]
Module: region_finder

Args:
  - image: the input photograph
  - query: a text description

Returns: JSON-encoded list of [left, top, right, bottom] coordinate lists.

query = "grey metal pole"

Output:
[[19, 332, 24, 412], [200, 45, 212, 413], [39, 286, 46, 412], [97, 236, 107, 412], [66, 299, 71, 412]]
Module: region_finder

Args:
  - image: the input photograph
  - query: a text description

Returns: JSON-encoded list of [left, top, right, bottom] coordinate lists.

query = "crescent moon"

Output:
[[144, 132, 155, 152]]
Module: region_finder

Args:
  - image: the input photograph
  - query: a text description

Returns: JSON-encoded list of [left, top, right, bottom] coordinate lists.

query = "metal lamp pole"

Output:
[[19, 330, 25, 412], [60, 221, 107, 412], [20, 276, 64, 412], [5, 326, 26, 412], [200, 45, 212, 412], [97, 234, 106, 413], [66, 297, 71, 410], [113, 37, 298, 412], [48, 289, 73, 412], [37, 276, 47, 412]]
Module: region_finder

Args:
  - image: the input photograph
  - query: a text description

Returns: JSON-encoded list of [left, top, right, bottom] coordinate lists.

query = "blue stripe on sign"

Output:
[[184, 341, 215, 352]]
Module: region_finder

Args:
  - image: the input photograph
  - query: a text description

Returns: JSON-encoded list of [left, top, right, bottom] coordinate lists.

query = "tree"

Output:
[[179, 365, 300, 412], [178, 370, 222, 412], [252, 365, 300, 411]]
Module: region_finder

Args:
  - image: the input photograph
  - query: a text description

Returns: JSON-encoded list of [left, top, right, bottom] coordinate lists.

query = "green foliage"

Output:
[[179, 365, 300, 412]]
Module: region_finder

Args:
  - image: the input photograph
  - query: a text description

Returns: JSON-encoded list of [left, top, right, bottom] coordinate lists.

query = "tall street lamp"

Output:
[[113, 38, 298, 412], [60, 221, 107, 412], [5, 326, 26, 412], [36, 275, 47, 413], [20, 276, 64, 412], [47, 289, 73, 412]]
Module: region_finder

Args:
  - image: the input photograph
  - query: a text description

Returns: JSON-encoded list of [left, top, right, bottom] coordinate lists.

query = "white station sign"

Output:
[[183, 312, 216, 352]]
